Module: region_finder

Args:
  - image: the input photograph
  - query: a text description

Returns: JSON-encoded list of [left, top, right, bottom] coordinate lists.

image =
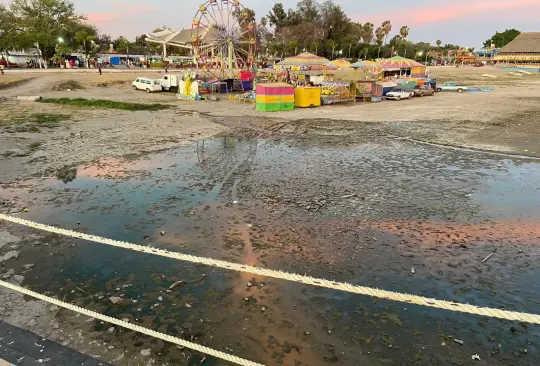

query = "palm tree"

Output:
[[436, 39, 442, 48], [382, 20, 392, 46], [362, 22, 374, 44], [399, 26, 410, 57], [375, 27, 385, 59], [310, 41, 319, 55]]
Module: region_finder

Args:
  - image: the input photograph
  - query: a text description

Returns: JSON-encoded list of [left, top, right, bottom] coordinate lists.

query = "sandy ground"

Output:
[[0, 66, 539, 365], [1, 66, 539, 184]]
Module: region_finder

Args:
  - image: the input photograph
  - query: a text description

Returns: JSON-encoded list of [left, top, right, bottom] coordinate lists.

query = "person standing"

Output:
[[98, 64, 102, 75]]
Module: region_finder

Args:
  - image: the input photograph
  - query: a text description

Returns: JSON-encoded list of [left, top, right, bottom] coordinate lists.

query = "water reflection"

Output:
[[5, 135, 540, 365]]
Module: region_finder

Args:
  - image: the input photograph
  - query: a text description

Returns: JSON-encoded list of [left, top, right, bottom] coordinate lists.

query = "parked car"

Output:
[[436, 82, 469, 93], [386, 87, 414, 100], [414, 85, 435, 97], [132, 77, 162, 93]]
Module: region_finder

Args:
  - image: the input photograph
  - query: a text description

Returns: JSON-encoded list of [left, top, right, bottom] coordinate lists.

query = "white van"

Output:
[[132, 77, 162, 93]]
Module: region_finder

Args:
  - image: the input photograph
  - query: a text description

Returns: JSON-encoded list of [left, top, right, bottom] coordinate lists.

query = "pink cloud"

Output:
[[354, 0, 540, 26], [110, 2, 156, 13], [87, 12, 119, 23], [86, 2, 157, 33]]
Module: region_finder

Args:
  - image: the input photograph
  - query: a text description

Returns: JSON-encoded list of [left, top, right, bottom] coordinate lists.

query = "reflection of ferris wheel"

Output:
[[191, 0, 257, 79]]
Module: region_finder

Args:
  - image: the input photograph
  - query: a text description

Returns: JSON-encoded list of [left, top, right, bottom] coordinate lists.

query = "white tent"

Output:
[[145, 28, 218, 57]]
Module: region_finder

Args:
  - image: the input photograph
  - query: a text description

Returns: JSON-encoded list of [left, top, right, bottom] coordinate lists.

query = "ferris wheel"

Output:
[[191, 0, 257, 79]]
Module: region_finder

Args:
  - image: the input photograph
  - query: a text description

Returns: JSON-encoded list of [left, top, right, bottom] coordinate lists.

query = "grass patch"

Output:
[[52, 80, 84, 91], [1, 112, 70, 133], [0, 113, 70, 128], [40, 98, 170, 111]]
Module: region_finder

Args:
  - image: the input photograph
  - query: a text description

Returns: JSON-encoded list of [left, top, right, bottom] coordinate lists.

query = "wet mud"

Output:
[[1, 134, 539, 365]]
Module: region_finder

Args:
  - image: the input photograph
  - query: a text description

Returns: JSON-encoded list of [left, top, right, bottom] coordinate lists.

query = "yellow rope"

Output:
[[1, 213, 540, 325], [0, 279, 263, 366]]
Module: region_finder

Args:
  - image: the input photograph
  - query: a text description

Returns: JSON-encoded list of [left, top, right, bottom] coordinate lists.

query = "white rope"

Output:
[[0, 279, 263, 366], [1, 213, 540, 325]]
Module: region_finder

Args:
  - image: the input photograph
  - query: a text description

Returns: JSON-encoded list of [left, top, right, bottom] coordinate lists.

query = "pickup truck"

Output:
[[436, 82, 469, 93]]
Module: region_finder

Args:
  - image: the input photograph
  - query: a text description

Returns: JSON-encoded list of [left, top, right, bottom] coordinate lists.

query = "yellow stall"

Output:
[[294, 87, 321, 108]]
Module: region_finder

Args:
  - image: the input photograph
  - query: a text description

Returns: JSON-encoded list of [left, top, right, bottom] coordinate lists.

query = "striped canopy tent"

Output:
[[378, 56, 424, 71], [276, 52, 334, 71], [328, 59, 353, 69]]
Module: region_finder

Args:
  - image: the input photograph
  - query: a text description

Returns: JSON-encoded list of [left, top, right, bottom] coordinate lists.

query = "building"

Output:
[[494, 32, 540, 67], [1, 48, 42, 66], [475, 47, 500, 64]]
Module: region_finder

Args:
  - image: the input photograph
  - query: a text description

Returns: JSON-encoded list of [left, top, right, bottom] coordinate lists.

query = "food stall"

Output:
[[320, 81, 356, 105], [255, 83, 295, 112]]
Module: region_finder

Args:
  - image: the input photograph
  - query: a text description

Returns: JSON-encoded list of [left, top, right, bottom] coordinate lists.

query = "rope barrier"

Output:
[[0, 279, 263, 366], [1, 213, 540, 325]]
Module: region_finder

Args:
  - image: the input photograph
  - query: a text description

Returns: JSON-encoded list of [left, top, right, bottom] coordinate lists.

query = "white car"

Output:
[[386, 88, 414, 100], [132, 77, 162, 93]]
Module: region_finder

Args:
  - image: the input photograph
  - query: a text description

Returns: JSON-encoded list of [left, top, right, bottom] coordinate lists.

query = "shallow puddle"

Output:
[[2, 135, 539, 365]]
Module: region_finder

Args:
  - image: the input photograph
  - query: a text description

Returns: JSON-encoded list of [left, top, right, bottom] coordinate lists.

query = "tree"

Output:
[[0, 5, 24, 55], [375, 26, 384, 58], [296, 0, 320, 22], [113, 36, 132, 53], [399, 25, 410, 57], [74, 24, 97, 66], [96, 33, 112, 52], [325, 39, 335, 59], [267, 3, 288, 30], [310, 41, 319, 55], [9, 0, 85, 68], [381, 20, 392, 45], [287, 40, 299, 56], [361, 22, 374, 44], [483, 29, 520, 48], [320, 0, 351, 58]]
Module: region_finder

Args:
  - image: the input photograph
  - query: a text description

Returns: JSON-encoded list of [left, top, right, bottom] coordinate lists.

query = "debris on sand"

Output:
[[169, 281, 184, 289], [453, 338, 464, 345], [140, 349, 151, 356], [482, 253, 494, 263], [109, 296, 123, 305], [471, 354, 481, 361], [160, 231, 166, 236], [411, 268, 416, 274]]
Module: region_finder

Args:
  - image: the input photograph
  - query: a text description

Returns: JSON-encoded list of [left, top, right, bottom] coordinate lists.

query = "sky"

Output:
[[4, 0, 540, 47]]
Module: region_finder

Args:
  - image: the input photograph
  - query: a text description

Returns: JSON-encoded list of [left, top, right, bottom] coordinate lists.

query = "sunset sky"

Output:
[[5, 0, 540, 47]]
